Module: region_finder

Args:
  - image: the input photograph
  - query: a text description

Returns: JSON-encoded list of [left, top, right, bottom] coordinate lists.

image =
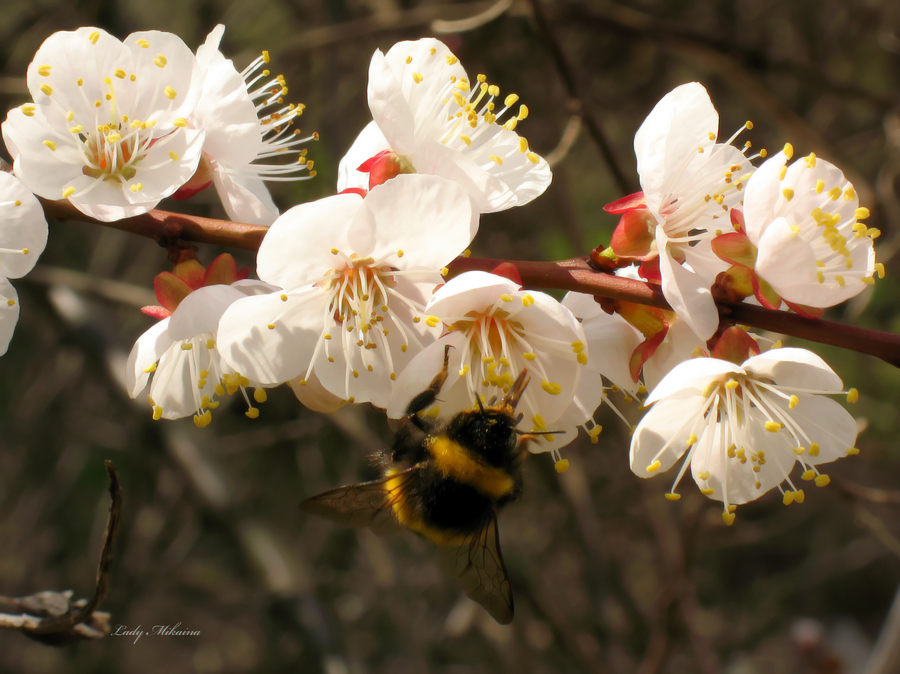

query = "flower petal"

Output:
[[657, 230, 720, 340], [349, 174, 478, 268], [217, 288, 325, 385], [0, 173, 47, 279], [743, 347, 843, 392], [125, 316, 172, 397], [646, 356, 741, 405], [427, 271, 519, 318], [367, 48, 417, 155], [212, 166, 279, 226], [0, 279, 21, 357], [634, 82, 718, 209], [256, 194, 361, 288], [630, 396, 703, 477], [337, 121, 390, 193]]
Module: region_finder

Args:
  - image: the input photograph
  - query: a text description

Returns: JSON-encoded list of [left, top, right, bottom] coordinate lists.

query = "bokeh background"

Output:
[[2, 0, 900, 672]]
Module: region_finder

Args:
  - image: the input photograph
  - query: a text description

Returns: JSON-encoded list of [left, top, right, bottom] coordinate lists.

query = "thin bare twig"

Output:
[[432, 0, 513, 33], [524, 0, 635, 195], [0, 461, 123, 644]]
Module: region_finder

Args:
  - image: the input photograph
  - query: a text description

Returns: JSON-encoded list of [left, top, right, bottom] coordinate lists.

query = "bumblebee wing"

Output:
[[300, 466, 421, 536], [436, 514, 513, 624]]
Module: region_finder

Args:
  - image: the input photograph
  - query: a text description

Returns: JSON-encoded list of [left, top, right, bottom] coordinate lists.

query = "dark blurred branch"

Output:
[[560, 2, 882, 206], [432, 0, 513, 33], [854, 504, 900, 559], [865, 584, 900, 674], [280, 1, 513, 54], [525, 0, 635, 194], [561, 1, 894, 110], [0, 461, 123, 645]]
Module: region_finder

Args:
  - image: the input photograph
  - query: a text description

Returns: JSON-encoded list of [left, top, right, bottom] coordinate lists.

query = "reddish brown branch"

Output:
[[41, 199, 268, 252], [44, 199, 900, 369], [448, 256, 900, 369]]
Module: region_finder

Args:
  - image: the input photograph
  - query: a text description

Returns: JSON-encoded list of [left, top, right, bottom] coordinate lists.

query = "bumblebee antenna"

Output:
[[503, 370, 530, 410], [515, 429, 564, 441]]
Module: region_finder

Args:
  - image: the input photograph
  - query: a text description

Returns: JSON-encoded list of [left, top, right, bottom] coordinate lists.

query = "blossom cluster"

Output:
[[0, 28, 877, 523]]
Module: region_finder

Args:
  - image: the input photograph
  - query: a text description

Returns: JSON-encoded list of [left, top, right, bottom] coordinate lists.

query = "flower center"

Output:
[[81, 120, 149, 182], [656, 122, 757, 244], [450, 310, 521, 391], [325, 256, 396, 342]]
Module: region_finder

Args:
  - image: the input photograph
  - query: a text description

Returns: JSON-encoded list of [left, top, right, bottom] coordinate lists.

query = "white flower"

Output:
[[2, 27, 205, 222], [184, 25, 316, 225], [630, 347, 859, 524], [537, 291, 644, 452], [337, 38, 551, 213], [631, 82, 755, 339], [0, 172, 48, 355], [743, 146, 880, 307], [216, 174, 478, 408], [387, 271, 587, 451], [640, 318, 709, 392], [127, 280, 274, 426]]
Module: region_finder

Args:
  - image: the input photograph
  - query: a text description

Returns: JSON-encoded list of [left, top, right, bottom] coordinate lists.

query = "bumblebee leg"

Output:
[[405, 344, 452, 425]]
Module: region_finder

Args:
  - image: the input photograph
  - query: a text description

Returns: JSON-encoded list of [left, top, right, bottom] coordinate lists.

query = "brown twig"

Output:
[[0, 461, 123, 644], [40, 199, 267, 252], [40, 195, 900, 369], [448, 256, 900, 369]]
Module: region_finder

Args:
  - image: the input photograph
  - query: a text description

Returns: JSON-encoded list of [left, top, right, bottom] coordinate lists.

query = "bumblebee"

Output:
[[300, 347, 531, 624]]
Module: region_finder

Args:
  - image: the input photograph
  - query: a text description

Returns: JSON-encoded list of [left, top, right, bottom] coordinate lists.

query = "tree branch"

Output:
[[43, 199, 900, 369], [0, 461, 123, 645]]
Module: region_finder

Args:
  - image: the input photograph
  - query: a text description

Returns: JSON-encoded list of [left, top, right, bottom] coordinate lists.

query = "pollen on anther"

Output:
[[541, 380, 562, 395], [847, 388, 859, 403], [412, 72, 423, 84]]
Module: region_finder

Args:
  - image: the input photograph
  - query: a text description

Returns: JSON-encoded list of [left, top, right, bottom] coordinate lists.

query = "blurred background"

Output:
[[2, 0, 900, 672]]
